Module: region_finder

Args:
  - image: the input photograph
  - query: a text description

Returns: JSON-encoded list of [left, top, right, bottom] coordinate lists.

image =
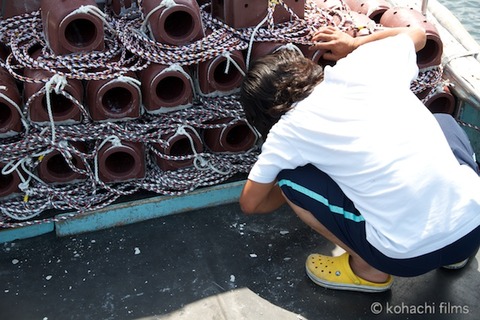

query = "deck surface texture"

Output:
[[1, 203, 478, 320]]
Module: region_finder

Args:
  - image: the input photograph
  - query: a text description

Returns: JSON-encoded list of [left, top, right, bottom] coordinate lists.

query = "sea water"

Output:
[[438, 0, 480, 43]]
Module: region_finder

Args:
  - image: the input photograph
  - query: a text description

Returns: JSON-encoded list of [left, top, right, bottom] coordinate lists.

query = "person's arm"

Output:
[[310, 26, 426, 61], [239, 179, 286, 214]]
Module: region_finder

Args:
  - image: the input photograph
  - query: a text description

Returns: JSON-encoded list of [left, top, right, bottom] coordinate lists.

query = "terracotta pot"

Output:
[[37, 142, 88, 184], [97, 141, 145, 183], [196, 50, 246, 95], [424, 86, 456, 115], [0, 67, 23, 137], [310, 1, 349, 30], [0, 43, 10, 62], [2, 0, 41, 18], [142, 0, 205, 45], [297, 44, 328, 66], [23, 69, 83, 124], [415, 87, 432, 100], [86, 73, 141, 121], [380, 7, 443, 69], [153, 127, 204, 171], [0, 162, 22, 199], [312, 0, 349, 10], [249, 41, 288, 63], [211, 0, 305, 29], [40, 0, 105, 54], [203, 118, 257, 153], [343, 0, 391, 23], [337, 11, 376, 37], [139, 63, 193, 113]]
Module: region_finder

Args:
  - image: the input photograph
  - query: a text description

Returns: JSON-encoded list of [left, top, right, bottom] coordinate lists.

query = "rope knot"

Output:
[[109, 136, 123, 147], [18, 182, 29, 192], [164, 63, 184, 73], [221, 52, 246, 77], [116, 75, 142, 87], [269, 0, 281, 6], [45, 74, 68, 94], [175, 125, 188, 136], [58, 140, 73, 159], [160, 0, 177, 9]]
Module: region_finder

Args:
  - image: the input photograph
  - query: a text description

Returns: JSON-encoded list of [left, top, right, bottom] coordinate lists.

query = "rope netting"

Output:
[[0, 0, 446, 228]]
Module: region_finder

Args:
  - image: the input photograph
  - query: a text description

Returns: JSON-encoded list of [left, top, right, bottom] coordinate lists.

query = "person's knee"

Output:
[[434, 114, 478, 173]]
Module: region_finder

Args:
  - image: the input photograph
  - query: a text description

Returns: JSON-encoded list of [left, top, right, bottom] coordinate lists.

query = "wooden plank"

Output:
[[458, 101, 480, 156], [55, 180, 245, 237], [0, 222, 55, 243]]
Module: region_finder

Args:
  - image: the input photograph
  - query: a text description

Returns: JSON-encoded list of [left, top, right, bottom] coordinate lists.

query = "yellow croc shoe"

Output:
[[305, 252, 393, 293]]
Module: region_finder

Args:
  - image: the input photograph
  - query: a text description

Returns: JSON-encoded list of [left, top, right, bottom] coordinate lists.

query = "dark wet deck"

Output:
[[1, 202, 478, 320]]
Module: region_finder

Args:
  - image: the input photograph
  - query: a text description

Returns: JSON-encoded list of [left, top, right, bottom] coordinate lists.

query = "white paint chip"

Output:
[[230, 275, 236, 282], [134, 247, 141, 255], [11, 259, 19, 265], [45, 275, 52, 281], [249, 254, 257, 258]]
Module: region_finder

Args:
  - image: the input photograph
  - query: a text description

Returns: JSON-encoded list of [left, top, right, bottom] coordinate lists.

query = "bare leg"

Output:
[[284, 197, 390, 283]]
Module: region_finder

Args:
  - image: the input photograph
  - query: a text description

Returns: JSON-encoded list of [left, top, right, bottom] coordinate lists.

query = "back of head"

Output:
[[239, 48, 324, 140]]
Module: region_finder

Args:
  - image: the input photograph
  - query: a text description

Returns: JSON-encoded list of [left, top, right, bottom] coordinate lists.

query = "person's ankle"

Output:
[[349, 255, 389, 283]]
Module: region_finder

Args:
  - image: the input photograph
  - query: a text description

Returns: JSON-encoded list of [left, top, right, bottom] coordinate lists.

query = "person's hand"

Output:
[[309, 26, 357, 61]]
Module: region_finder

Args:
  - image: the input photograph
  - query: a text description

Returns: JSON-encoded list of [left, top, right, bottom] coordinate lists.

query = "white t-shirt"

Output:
[[248, 34, 480, 259]]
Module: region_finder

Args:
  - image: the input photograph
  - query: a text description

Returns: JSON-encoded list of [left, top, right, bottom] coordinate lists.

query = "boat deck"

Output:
[[1, 1, 479, 319], [1, 201, 478, 320]]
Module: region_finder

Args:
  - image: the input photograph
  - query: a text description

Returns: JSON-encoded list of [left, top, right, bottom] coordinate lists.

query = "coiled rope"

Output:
[[0, 0, 447, 228]]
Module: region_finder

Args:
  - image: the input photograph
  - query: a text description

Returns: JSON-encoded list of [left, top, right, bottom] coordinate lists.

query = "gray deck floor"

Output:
[[1, 202, 478, 320]]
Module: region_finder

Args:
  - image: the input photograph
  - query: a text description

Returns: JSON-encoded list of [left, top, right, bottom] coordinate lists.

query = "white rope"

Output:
[[221, 52, 246, 77], [57, 140, 73, 160], [1, 159, 30, 190], [0, 86, 28, 126], [94, 135, 123, 183], [1, 147, 55, 207], [66, 5, 116, 34], [114, 75, 143, 107], [275, 42, 304, 56], [163, 63, 197, 100], [0, 92, 24, 119], [119, 0, 140, 17], [44, 74, 68, 145], [0, 156, 50, 219], [141, 0, 177, 35], [20, 153, 52, 186], [173, 125, 231, 175], [246, 13, 271, 68], [0, 204, 42, 221], [243, 119, 261, 146], [171, 125, 202, 151]]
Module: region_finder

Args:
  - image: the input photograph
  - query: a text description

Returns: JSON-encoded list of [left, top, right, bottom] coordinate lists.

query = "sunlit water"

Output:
[[439, 0, 480, 43]]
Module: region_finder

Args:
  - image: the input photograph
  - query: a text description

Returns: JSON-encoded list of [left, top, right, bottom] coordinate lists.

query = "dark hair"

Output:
[[239, 49, 324, 140]]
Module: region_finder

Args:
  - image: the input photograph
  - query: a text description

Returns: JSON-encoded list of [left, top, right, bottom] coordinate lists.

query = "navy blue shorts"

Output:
[[277, 115, 480, 277]]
